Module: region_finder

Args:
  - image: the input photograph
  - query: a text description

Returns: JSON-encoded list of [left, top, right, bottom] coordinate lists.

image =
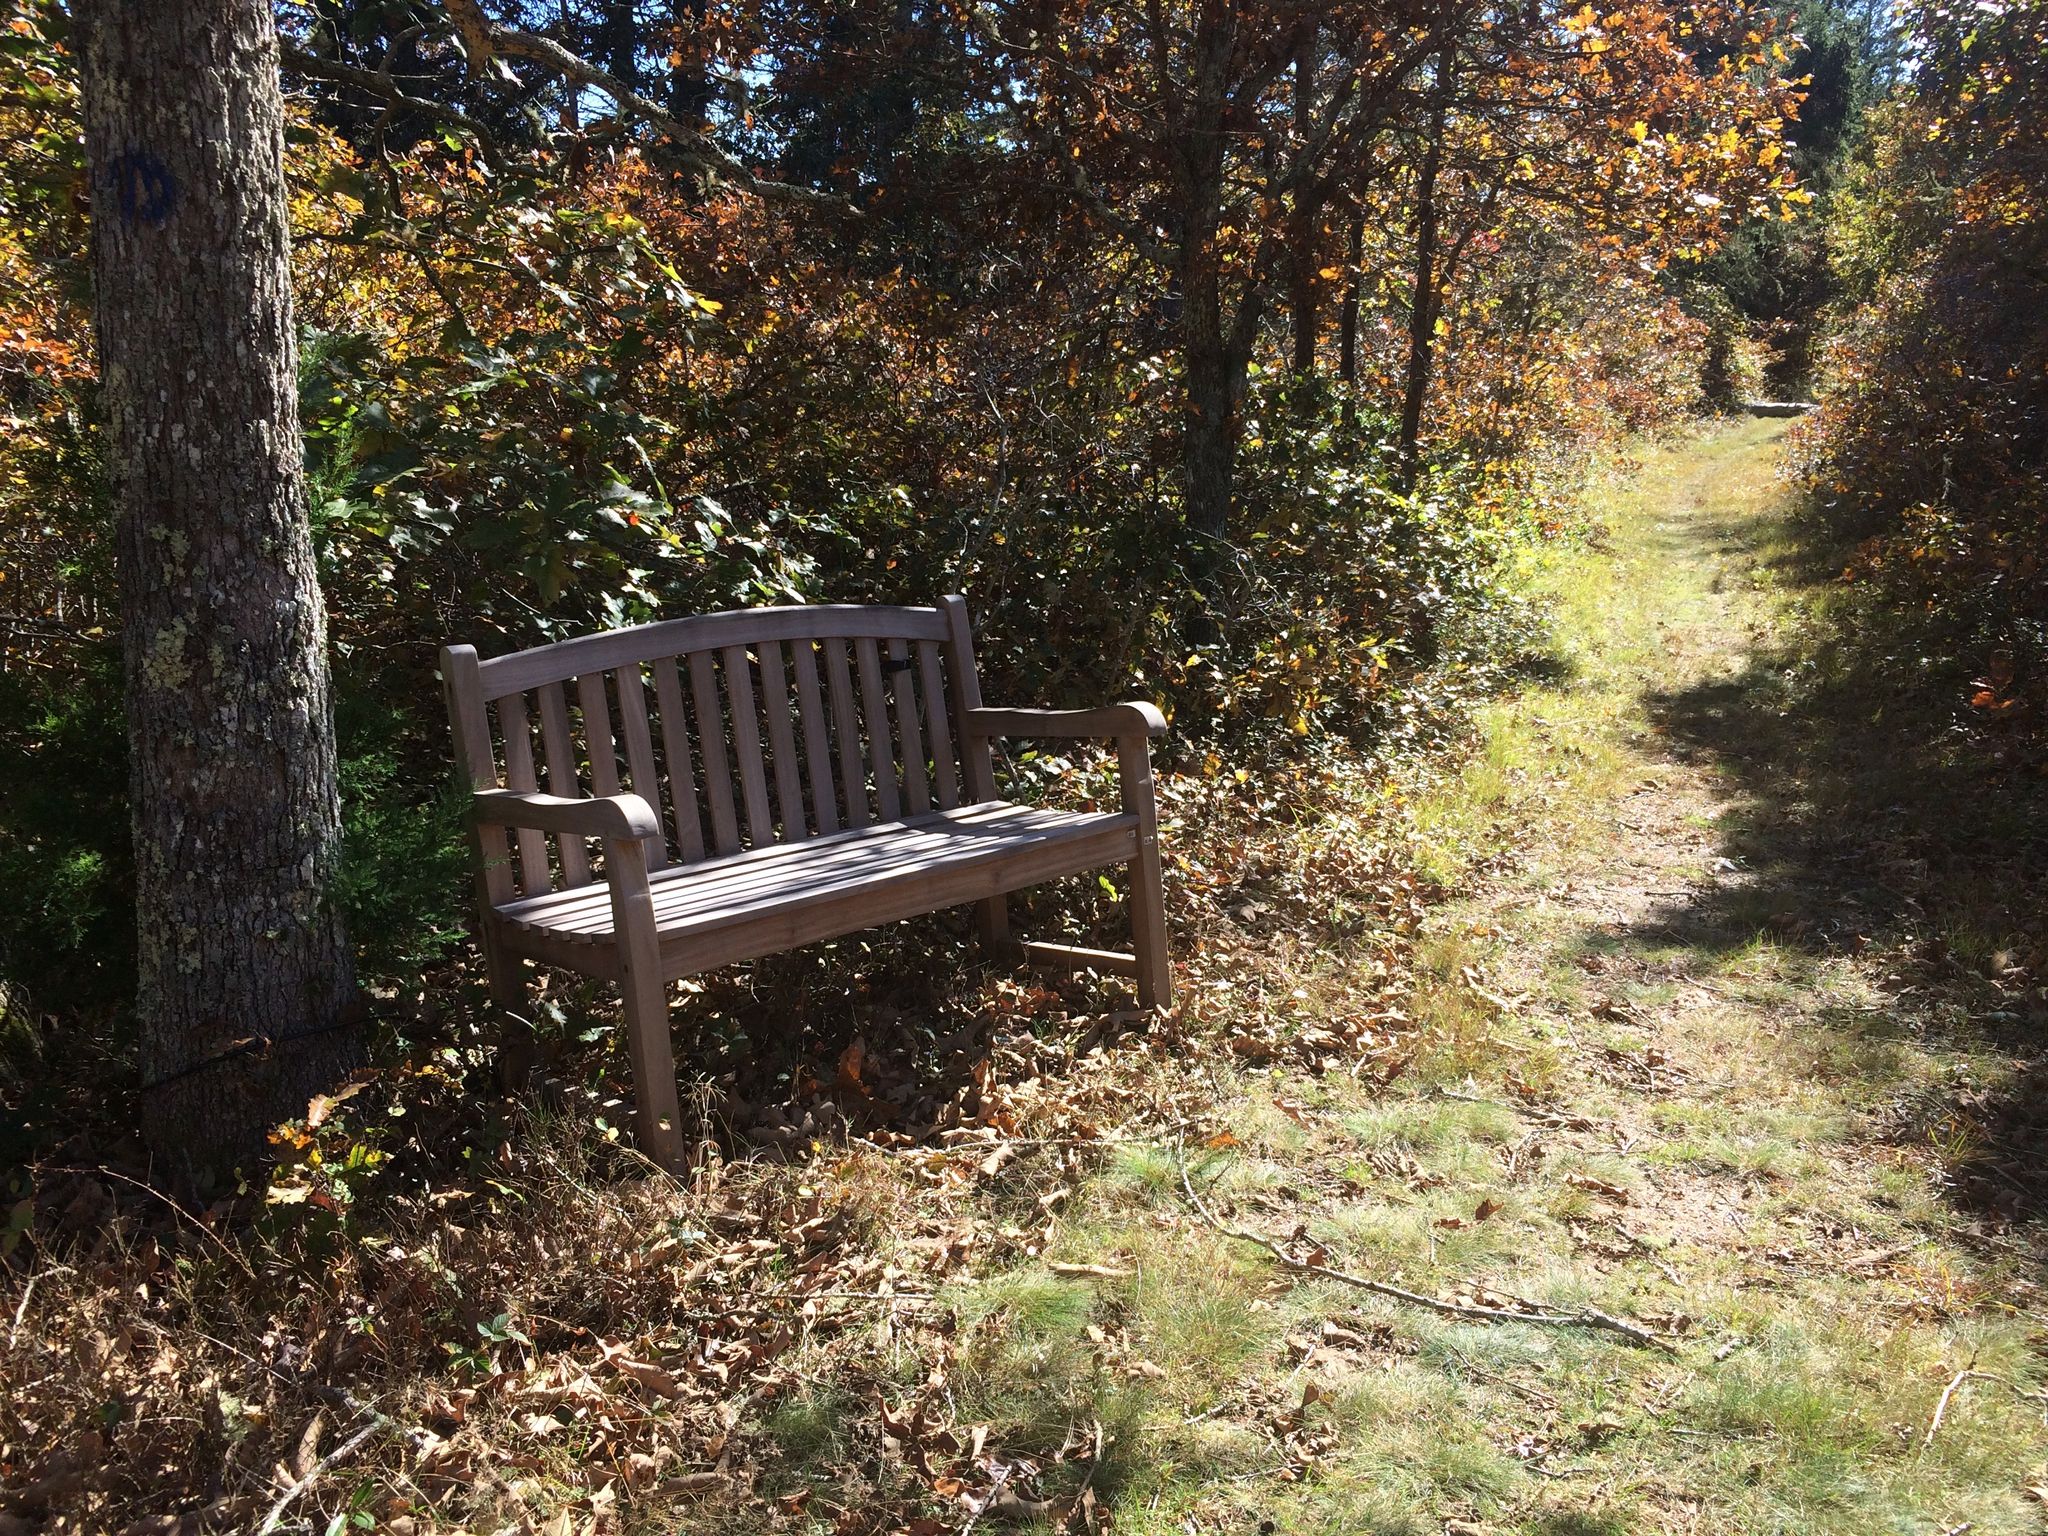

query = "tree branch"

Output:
[[281, 44, 509, 173], [1179, 1155, 1678, 1352], [470, 18, 854, 215]]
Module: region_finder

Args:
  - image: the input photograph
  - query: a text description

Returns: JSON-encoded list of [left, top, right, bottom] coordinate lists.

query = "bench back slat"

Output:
[[918, 640, 959, 810], [651, 657, 707, 861], [942, 595, 997, 804], [496, 693, 553, 893], [534, 680, 593, 887], [613, 664, 667, 871], [887, 636, 930, 815], [688, 649, 743, 856], [759, 642, 807, 837], [888, 634, 937, 819], [792, 641, 840, 835], [825, 638, 868, 829], [854, 637, 901, 822], [444, 599, 984, 902], [721, 644, 776, 846], [476, 604, 948, 700]]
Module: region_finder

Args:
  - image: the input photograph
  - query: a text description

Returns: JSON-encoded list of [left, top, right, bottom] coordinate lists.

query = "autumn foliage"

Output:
[[0, 0, 1803, 1036], [1796, 0, 2047, 760]]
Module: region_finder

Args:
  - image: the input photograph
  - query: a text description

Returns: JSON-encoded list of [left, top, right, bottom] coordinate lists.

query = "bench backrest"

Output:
[[441, 597, 998, 903]]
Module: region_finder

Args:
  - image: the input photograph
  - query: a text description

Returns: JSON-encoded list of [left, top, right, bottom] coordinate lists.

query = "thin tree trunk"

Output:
[[600, 0, 639, 91], [1181, 263, 1238, 619], [1287, 27, 1320, 376], [666, 0, 714, 127], [1338, 212, 1363, 430], [1396, 48, 1455, 492], [77, 0, 360, 1195]]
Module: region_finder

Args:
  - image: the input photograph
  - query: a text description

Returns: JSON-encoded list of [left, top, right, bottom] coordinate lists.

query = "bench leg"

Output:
[[1128, 844, 1171, 1010], [975, 895, 1012, 956], [618, 961, 686, 1173], [484, 939, 537, 1091], [607, 843, 688, 1173]]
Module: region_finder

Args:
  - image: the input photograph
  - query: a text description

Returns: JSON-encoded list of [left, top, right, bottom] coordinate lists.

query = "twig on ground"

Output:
[[255, 1418, 382, 1535], [1922, 1367, 2008, 1448], [9, 1265, 73, 1350], [49, 1164, 257, 1278], [1444, 1347, 1559, 1408], [1178, 1157, 1678, 1352]]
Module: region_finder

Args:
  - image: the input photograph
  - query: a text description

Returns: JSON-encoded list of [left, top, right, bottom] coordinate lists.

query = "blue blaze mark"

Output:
[[106, 150, 177, 226]]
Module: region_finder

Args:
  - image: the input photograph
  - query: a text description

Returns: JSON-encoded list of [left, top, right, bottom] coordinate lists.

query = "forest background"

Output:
[[0, 0, 2040, 1164]]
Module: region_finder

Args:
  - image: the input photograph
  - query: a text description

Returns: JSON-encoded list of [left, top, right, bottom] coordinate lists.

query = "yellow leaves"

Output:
[[1564, 6, 1597, 32], [1758, 141, 1781, 166], [1317, 265, 1345, 280], [1629, 120, 1650, 143]]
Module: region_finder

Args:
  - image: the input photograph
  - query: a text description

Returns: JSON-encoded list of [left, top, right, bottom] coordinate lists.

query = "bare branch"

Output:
[[280, 44, 509, 173], [1179, 1153, 1679, 1353], [470, 19, 854, 215]]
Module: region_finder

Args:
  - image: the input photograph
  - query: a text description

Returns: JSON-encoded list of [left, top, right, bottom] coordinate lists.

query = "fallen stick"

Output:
[[1922, 1368, 2000, 1448], [256, 1418, 382, 1535], [1178, 1161, 1677, 1353]]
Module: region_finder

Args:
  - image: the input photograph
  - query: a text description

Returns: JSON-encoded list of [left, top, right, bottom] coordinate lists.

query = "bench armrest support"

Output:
[[472, 789, 662, 845], [962, 702, 1167, 742]]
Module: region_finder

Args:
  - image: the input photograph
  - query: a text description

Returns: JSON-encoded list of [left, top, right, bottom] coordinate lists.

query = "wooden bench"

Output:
[[440, 596, 1170, 1169]]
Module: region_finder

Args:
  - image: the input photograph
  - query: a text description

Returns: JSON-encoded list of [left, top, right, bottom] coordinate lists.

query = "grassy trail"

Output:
[[1048, 420, 2047, 1535]]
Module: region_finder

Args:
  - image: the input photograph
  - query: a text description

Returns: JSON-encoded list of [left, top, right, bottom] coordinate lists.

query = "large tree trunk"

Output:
[[599, 0, 640, 90], [77, 0, 360, 1194]]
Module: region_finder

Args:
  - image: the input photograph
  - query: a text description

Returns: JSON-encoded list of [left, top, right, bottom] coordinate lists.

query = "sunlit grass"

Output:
[[893, 423, 2048, 1536]]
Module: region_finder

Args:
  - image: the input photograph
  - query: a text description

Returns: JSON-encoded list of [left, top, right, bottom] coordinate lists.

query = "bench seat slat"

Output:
[[490, 802, 1137, 978]]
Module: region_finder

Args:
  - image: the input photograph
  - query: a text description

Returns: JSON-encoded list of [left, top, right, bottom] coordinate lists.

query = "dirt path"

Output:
[[1111, 421, 2048, 1534]]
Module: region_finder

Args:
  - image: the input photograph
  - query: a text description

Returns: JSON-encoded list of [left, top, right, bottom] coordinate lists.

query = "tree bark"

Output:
[[77, 0, 361, 1195], [1396, 47, 1454, 492], [1177, 190, 1261, 630], [1338, 211, 1363, 430], [599, 0, 640, 88], [1286, 27, 1321, 376]]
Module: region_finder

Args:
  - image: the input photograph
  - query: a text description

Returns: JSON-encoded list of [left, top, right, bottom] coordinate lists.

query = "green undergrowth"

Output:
[[7, 420, 2044, 1534]]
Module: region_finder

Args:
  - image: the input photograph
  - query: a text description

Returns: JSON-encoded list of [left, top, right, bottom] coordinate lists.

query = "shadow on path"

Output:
[[1637, 474, 2048, 1225]]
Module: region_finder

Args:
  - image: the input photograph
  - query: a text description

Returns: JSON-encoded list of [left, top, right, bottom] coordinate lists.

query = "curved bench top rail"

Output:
[[471, 602, 953, 701]]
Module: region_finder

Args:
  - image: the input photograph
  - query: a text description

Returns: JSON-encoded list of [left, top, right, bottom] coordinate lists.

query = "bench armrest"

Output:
[[963, 703, 1167, 741], [472, 789, 662, 844]]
